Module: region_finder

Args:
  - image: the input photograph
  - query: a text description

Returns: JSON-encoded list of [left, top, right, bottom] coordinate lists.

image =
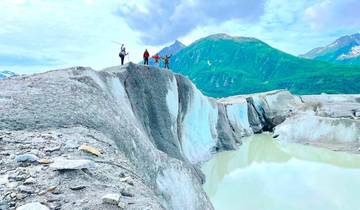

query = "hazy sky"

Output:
[[1, 0, 359, 73]]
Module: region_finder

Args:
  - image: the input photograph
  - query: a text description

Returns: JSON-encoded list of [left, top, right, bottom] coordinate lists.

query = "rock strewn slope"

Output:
[[1, 127, 163, 210]]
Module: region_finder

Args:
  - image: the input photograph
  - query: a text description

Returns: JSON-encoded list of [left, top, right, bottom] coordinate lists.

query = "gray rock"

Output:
[[102, 193, 120, 205], [50, 158, 95, 170], [69, 185, 86, 190], [48, 202, 61, 210], [9, 174, 27, 182], [355, 111, 360, 117], [120, 191, 134, 197], [45, 146, 61, 152], [15, 154, 39, 163], [24, 177, 36, 185], [9, 202, 16, 208], [0, 174, 9, 185], [16, 202, 49, 210], [18, 185, 34, 194], [118, 200, 127, 209], [120, 177, 134, 186], [16, 193, 27, 200]]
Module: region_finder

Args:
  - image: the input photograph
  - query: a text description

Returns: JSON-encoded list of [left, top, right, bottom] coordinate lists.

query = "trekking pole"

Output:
[[111, 40, 123, 45]]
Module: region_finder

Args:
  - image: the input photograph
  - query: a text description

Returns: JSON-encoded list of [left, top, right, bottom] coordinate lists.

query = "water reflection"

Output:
[[202, 134, 360, 210]]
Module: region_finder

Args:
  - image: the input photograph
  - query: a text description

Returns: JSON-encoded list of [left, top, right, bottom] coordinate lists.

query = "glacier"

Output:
[[0, 63, 359, 210]]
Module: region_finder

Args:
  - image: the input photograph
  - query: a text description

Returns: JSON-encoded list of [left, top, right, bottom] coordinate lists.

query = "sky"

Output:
[[0, 0, 359, 74]]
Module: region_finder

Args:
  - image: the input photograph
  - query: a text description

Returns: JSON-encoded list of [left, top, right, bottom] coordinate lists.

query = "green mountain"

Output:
[[301, 33, 360, 65], [171, 34, 360, 98]]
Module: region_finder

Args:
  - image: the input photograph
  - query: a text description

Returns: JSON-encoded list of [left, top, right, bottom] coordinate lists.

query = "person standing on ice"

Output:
[[143, 49, 150, 65], [163, 55, 171, 69], [152, 54, 161, 67], [119, 44, 128, 65]]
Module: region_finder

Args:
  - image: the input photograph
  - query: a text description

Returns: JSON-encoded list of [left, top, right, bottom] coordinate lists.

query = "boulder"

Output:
[[78, 144, 101, 156], [45, 145, 61, 152], [355, 111, 360, 117], [24, 177, 36, 185], [18, 185, 34, 194], [120, 176, 134, 186], [0, 174, 9, 185], [50, 158, 95, 170], [69, 185, 86, 190], [15, 154, 39, 163], [118, 200, 127, 209], [16, 202, 49, 210], [102, 193, 120, 205]]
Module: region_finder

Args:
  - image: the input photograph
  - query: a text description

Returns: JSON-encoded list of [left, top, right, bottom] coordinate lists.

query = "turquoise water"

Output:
[[202, 134, 360, 210]]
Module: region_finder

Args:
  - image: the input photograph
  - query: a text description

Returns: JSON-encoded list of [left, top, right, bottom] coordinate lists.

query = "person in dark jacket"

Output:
[[143, 49, 150, 65], [163, 55, 171, 69], [119, 44, 128, 65]]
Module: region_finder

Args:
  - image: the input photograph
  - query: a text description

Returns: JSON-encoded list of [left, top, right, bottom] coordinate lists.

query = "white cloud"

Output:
[[84, 0, 95, 5], [0, 0, 359, 74], [0, 0, 159, 73], [179, 0, 360, 56], [115, 0, 267, 45], [304, 0, 360, 31]]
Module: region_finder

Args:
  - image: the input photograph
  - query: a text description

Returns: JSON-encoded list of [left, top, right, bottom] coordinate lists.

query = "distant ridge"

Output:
[[301, 33, 360, 65]]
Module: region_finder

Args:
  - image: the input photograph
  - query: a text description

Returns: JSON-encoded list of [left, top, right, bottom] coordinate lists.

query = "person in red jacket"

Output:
[[143, 49, 150, 65], [152, 54, 161, 67]]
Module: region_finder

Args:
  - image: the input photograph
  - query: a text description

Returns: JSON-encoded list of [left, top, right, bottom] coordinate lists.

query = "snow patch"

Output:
[[337, 45, 360, 60]]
